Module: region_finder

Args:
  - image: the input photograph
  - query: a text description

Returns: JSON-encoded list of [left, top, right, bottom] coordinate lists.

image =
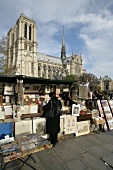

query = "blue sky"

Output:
[[0, 0, 113, 79]]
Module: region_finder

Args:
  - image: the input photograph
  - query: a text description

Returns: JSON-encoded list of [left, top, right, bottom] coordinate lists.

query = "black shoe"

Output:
[[53, 144, 55, 147]]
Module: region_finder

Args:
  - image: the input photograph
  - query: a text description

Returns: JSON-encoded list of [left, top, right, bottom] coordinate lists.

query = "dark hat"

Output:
[[49, 92, 56, 97]]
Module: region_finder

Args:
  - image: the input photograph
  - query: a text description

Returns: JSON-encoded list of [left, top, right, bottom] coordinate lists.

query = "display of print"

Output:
[[108, 100, 113, 113], [100, 100, 113, 131], [79, 84, 89, 99], [108, 100, 113, 107], [60, 114, 66, 133], [107, 120, 113, 130], [33, 117, 47, 139], [105, 113, 113, 121], [97, 100, 104, 117], [101, 100, 109, 107], [4, 106, 12, 115], [15, 120, 32, 138], [72, 104, 80, 116], [103, 106, 111, 114], [97, 100, 102, 109], [76, 121, 90, 137], [65, 115, 77, 134], [4, 85, 14, 95], [29, 104, 38, 113]]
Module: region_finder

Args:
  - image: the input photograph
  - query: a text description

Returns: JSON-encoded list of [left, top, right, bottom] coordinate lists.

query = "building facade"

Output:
[[6, 13, 85, 79]]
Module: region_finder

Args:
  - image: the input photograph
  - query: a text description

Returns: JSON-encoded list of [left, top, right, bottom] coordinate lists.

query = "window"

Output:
[[29, 45, 31, 51], [24, 23, 27, 39], [24, 44, 27, 50], [29, 26, 31, 40], [31, 62, 34, 74]]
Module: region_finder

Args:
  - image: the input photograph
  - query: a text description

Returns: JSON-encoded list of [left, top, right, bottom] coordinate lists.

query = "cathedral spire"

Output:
[[72, 50, 74, 59], [61, 26, 66, 62], [62, 26, 65, 47]]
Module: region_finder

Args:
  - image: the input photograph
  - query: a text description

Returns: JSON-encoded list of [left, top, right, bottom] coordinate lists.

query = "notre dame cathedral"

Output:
[[6, 12, 85, 79]]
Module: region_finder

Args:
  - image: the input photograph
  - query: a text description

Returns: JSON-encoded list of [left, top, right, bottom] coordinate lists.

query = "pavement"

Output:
[[1, 130, 113, 170]]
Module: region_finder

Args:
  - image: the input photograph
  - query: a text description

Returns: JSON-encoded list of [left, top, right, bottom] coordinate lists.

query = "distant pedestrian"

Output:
[[109, 92, 112, 100]]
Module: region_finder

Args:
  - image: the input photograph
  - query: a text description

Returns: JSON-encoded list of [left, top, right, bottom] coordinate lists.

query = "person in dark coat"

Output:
[[43, 92, 62, 147], [93, 91, 103, 100], [59, 92, 77, 106], [59, 92, 77, 114]]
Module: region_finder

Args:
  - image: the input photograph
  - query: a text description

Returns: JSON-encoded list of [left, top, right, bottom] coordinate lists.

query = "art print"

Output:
[[101, 100, 109, 107], [33, 117, 47, 139], [15, 120, 32, 138], [72, 104, 80, 116], [76, 121, 90, 137], [60, 114, 66, 133], [65, 115, 77, 134]]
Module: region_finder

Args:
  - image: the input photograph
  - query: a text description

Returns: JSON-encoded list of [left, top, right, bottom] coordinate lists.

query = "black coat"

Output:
[[43, 97, 62, 134]]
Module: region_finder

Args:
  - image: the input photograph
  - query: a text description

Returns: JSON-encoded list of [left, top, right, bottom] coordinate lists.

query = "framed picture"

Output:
[[15, 120, 32, 138], [76, 120, 90, 137], [105, 113, 113, 121], [107, 120, 113, 130], [33, 117, 47, 139], [103, 106, 111, 114], [4, 105, 12, 115], [65, 115, 77, 135], [4, 85, 14, 95], [60, 114, 66, 133], [79, 83, 90, 99], [97, 100, 102, 109], [72, 104, 80, 116], [101, 100, 109, 107], [29, 104, 38, 113], [108, 100, 113, 107]]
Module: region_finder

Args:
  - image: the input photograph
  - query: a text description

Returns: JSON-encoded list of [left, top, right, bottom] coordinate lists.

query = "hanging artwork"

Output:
[[108, 100, 113, 113], [79, 83, 90, 99], [72, 104, 80, 116], [4, 85, 14, 95], [101, 100, 109, 107]]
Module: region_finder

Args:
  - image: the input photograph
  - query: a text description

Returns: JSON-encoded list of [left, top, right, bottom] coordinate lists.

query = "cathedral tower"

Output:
[[6, 12, 38, 76], [61, 27, 66, 63]]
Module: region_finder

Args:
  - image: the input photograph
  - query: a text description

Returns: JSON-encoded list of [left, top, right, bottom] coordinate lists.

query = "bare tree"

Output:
[[0, 37, 6, 74]]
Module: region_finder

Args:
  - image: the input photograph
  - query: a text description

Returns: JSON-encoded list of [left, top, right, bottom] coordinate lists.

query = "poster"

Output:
[[15, 120, 32, 138], [76, 120, 90, 137], [79, 83, 90, 99], [65, 115, 77, 135]]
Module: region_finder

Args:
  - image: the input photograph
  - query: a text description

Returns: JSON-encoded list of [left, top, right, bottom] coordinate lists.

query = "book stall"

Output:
[[0, 75, 112, 169]]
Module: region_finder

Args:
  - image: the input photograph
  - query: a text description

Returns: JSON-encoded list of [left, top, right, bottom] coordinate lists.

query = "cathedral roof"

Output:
[[37, 52, 62, 64]]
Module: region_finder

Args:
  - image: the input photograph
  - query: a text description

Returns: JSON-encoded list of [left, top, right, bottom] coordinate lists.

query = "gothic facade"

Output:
[[6, 13, 85, 79]]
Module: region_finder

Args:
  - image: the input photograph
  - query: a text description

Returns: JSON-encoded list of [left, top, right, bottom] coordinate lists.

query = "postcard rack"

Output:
[[99, 100, 113, 131]]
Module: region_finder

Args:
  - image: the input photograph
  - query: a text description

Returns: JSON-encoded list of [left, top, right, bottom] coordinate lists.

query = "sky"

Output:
[[0, 0, 113, 79]]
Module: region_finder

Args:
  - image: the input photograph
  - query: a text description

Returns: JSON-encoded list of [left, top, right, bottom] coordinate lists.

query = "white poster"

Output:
[[65, 115, 77, 135], [4, 85, 14, 95], [4, 106, 12, 115], [60, 114, 66, 133], [29, 104, 38, 113], [15, 120, 32, 138]]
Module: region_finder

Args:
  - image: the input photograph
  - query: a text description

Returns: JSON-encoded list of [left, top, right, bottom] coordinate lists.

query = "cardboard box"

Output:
[[93, 119, 105, 125]]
